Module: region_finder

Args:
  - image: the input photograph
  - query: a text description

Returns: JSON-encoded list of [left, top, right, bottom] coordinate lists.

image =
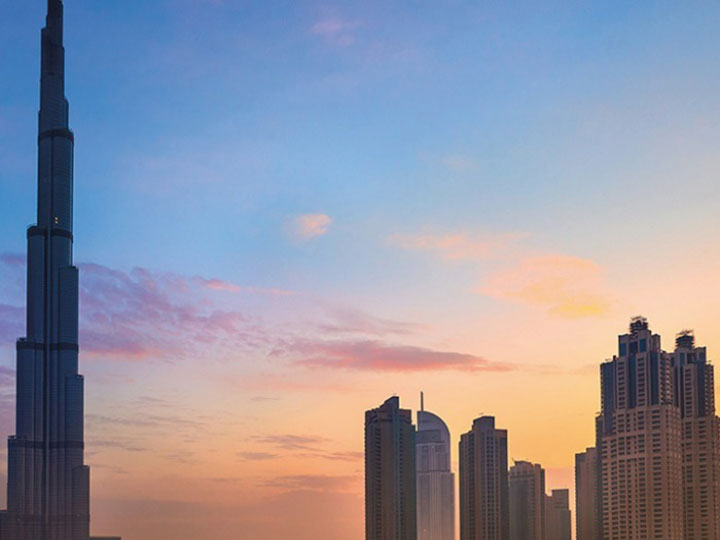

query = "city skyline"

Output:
[[2, 1, 720, 539]]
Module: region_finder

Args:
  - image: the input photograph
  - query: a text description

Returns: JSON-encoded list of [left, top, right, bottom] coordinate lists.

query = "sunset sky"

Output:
[[2, 1, 720, 538]]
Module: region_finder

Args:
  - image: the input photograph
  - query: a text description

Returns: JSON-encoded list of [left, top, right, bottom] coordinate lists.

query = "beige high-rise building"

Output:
[[544, 490, 571, 540], [575, 448, 601, 540], [508, 461, 545, 540], [597, 317, 684, 540], [459, 416, 509, 540], [673, 331, 720, 540]]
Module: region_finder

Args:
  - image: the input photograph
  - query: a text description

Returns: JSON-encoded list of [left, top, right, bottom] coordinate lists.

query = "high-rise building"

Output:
[[508, 461, 545, 540], [459, 416, 509, 540], [574, 447, 601, 540], [0, 3, 119, 539], [365, 396, 417, 540], [597, 317, 684, 539], [672, 331, 720, 539], [544, 490, 571, 540], [416, 394, 454, 540]]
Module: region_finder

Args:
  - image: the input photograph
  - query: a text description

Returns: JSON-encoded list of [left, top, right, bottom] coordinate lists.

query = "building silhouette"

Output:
[[459, 416, 509, 540], [672, 331, 720, 539], [0, 2, 119, 539], [574, 448, 600, 540], [365, 396, 417, 540], [416, 394, 454, 540], [597, 317, 684, 539], [544, 489, 570, 540], [580, 318, 720, 539], [508, 461, 545, 540]]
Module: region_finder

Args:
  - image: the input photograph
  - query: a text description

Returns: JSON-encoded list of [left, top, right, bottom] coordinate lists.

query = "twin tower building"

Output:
[[575, 318, 720, 540], [365, 395, 571, 540]]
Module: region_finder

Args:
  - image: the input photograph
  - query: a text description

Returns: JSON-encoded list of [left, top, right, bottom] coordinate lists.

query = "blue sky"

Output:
[[2, 2, 720, 538]]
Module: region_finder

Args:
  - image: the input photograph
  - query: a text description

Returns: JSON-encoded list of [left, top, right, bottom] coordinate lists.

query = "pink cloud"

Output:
[[292, 213, 333, 239], [479, 254, 611, 318], [284, 339, 512, 372]]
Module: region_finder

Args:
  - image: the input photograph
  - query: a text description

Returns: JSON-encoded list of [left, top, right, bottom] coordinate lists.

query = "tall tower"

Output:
[[508, 461, 545, 540], [365, 396, 417, 540], [597, 318, 683, 539], [416, 394, 455, 540], [459, 416, 509, 540], [672, 331, 720, 539], [0, 2, 95, 539]]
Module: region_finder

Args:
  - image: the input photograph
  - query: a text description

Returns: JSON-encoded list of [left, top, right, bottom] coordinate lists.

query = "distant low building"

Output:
[[544, 489, 570, 540], [575, 448, 600, 540], [508, 461, 545, 540]]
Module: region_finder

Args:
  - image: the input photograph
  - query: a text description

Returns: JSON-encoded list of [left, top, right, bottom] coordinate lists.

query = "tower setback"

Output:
[[0, 2, 120, 539]]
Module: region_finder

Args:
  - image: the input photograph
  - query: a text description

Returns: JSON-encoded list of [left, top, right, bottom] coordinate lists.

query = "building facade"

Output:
[[544, 490, 571, 540], [575, 447, 601, 540], [597, 318, 684, 539], [0, 2, 120, 539], [416, 395, 454, 540], [673, 331, 720, 540], [508, 461, 545, 540], [459, 416, 509, 540], [365, 397, 417, 540]]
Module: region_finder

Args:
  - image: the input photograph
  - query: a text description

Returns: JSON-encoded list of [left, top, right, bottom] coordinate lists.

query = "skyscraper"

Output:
[[672, 331, 720, 539], [544, 490, 570, 540], [0, 2, 119, 539], [597, 318, 683, 539], [508, 461, 545, 540], [365, 396, 417, 540], [416, 394, 454, 540], [574, 447, 601, 540], [459, 416, 509, 540]]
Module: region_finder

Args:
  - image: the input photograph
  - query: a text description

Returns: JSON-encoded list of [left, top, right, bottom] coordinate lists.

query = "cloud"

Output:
[[441, 155, 481, 172], [263, 475, 357, 492], [310, 18, 359, 47], [390, 232, 520, 261], [252, 434, 362, 462], [292, 214, 333, 240], [0, 366, 14, 387], [88, 439, 147, 453], [0, 253, 24, 267], [0, 304, 23, 344], [315, 307, 420, 336], [479, 254, 611, 318], [254, 434, 326, 451], [238, 451, 278, 461], [285, 339, 512, 372]]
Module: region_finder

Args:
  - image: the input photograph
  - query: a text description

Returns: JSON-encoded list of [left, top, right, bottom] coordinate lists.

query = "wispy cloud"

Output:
[[479, 254, 611, 318], [392, 231, 611, 318], [263, 474, 358, 492], [310, 17, 359, 47], [255, 434, 326, 451], [292, 214, 333, 240], [284, 339, 512, 372], [390, 232, 520, 261], [238, 451, 278, 461]]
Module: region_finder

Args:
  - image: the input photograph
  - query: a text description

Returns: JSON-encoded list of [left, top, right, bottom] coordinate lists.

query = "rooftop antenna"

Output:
[[420, 391, 424, 412]]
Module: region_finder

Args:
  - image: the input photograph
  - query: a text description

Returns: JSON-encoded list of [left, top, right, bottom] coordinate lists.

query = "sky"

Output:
[[1, 0, 720, 538]]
